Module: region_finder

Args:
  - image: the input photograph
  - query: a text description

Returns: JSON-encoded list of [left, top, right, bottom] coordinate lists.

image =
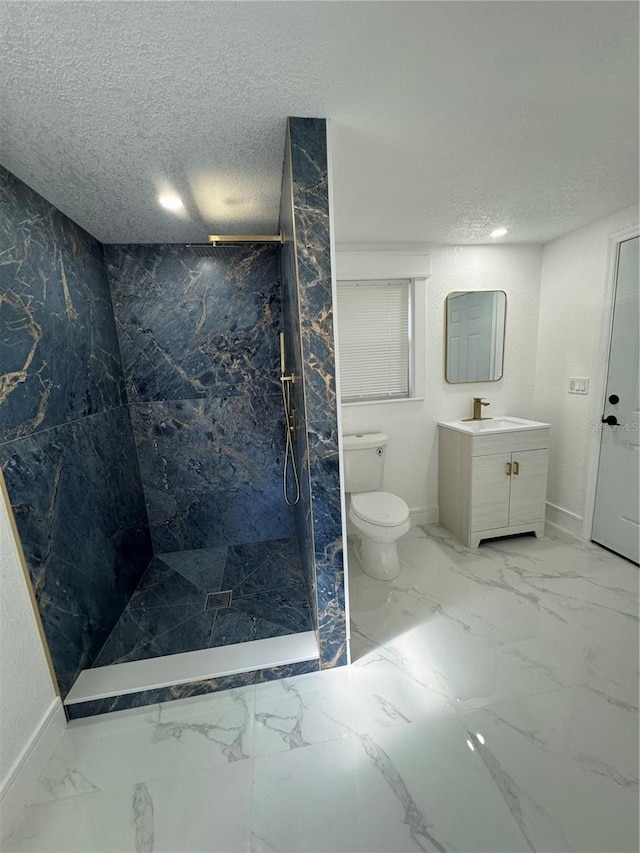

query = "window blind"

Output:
[[337, 279, 411, 402]]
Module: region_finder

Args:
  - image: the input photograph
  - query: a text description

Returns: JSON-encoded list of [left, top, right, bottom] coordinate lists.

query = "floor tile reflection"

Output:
[[4, 524, 638, 852]]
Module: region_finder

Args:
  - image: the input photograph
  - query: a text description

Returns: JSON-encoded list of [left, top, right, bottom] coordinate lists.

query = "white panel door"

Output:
[[447, 292, 494, 382], [592, 236, 639, 564]]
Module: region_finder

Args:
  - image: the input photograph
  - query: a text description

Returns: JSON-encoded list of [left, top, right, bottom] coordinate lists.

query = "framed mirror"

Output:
[[445, 290, 506, 383]]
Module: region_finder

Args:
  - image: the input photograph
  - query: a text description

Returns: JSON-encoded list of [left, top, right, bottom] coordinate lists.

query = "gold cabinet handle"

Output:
[[506, 462, 512, 476], [514, 461, 520, 476]]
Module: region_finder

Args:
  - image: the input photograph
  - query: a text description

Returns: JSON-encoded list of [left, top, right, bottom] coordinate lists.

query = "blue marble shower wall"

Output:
[[103, 244, 295, 553], [281, 118, 348, 669], [0, 166, 153, 697]]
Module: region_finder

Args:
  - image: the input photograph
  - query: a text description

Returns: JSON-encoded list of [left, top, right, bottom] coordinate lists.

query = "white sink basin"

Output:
[[438, 416, 550, 435]]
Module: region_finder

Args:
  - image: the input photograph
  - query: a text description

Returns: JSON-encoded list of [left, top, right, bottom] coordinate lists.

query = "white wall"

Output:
[[0, 478, 62, 826], [338, 244, 543, 521], [533, 205, 639, 531]]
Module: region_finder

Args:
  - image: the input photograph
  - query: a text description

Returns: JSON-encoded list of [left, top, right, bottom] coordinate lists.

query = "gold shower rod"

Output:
[[208, 234, 284, 245]]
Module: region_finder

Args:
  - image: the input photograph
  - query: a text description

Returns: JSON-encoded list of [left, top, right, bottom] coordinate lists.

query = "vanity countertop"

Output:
[[438, 416, 551, 436]]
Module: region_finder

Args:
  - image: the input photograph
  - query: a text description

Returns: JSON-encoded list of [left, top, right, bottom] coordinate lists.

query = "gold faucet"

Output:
[[462, 397, 492, 421]]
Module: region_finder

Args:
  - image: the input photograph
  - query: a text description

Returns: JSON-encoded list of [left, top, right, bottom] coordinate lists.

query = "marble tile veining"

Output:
[[105, 243, 282, 404], [4, 524, 638, 851], [103, 239, 298, 568], [284, 117, 347, 669], [1, 166, 152, 701], [279, 126, 316, 622], [130, 395, 295, 552], [0, 407, 152, 697], [0, 167, 126, 442]]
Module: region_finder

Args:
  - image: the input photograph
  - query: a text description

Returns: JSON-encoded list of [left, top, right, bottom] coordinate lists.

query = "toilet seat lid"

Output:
[[350, 491, 409, 527]]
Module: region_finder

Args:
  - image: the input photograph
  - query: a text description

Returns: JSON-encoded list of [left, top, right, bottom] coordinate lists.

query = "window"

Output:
[[336, 278, 412, 403]]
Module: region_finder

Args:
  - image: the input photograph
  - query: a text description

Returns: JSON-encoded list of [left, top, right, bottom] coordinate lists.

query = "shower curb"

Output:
[[64, 631, 319, 719]]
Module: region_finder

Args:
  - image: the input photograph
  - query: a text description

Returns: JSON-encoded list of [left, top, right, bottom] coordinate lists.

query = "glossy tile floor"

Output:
[[93, 537, 312, 666], [4, 524, 638, 852]]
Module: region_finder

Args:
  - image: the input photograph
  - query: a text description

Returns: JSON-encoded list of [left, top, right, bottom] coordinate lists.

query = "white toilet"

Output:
[[342, 432, 410, 581]]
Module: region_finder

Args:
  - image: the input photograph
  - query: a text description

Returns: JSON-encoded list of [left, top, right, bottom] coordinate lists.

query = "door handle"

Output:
[[506, 462, 512, 476], [608, 394, 619, 405], [602, 415, 619, 426], [513, 461, 520, 475]]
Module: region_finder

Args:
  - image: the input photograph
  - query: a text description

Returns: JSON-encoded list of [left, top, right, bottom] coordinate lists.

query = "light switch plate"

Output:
[[568, 377, 590, 395]]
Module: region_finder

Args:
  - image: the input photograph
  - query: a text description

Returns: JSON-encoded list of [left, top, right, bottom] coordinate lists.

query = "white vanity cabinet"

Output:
[[438, 421, 550, 548]]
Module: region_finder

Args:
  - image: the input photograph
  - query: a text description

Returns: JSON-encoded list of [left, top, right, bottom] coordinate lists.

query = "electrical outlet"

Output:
[[568, 377, 590, 395]]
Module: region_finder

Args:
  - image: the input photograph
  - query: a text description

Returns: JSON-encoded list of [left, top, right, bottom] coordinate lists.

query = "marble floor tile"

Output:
[[252, 654, 452, 758], [157, 545, 228, 592], [231, 588, 312, 634], [222, 537, 304, 596], [3, 786, 144, 852], [427, 639, 568, 711], [5, 760, 253, 853], [207, 608, 292, 647], [253, 667, 356, 756], [94, 607, 215, 666], [26, 686, 255, 807], [5, 522, 637, 853], [93, 536, 311, 667], [127, 557, 207, 611], [459, 682, 639, 852], [251, 720, 531, 853]]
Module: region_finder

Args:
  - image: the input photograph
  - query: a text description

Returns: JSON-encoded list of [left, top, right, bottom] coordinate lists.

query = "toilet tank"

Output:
[[342, 432, 388, 492]]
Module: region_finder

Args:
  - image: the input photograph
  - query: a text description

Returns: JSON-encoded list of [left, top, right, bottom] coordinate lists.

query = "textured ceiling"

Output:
[[1, 1, 638, 245]]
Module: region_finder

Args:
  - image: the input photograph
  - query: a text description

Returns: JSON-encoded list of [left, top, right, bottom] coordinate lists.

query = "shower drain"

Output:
[[205, 590, 233, 611]]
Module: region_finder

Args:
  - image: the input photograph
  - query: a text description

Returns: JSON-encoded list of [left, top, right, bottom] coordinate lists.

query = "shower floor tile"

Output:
[[93, 538, 312, 667]]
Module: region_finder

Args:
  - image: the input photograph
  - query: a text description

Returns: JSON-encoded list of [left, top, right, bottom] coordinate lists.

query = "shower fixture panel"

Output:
[[279, 332, 300, 506]]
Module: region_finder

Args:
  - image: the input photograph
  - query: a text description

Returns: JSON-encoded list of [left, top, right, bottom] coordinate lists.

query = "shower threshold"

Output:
[[64, 631, 319, 716]]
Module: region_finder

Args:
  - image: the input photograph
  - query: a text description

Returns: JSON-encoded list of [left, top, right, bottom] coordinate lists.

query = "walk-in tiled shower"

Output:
[[0, 117, 347, 716]]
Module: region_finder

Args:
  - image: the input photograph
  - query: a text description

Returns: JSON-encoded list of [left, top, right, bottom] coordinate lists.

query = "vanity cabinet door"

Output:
[[508, 449, 549, 526], [471, 453, 511, 531]]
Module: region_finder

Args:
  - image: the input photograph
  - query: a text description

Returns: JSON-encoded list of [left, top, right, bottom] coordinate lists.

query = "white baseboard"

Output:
[[0, 698, 66, 835], [409, 506, 438, 527], [545, 502, 583, 537]]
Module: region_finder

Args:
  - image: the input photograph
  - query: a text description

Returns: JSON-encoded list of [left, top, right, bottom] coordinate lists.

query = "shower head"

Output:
[[187, 233, 284, 256], [208, 234, 284, 247], [187, 245, 220, 257]]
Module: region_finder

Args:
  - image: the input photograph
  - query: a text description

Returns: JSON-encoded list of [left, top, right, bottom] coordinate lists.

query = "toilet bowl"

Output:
[[349, 490, 410, 581]]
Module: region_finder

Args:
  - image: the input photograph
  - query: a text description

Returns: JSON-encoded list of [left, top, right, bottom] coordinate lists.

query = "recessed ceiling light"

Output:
[[490, 227, 508, 238], [158, 195, 183, 211]]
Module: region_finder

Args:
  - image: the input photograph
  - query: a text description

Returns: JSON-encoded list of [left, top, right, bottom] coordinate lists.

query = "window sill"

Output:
[[341, 397, 425, 408]]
